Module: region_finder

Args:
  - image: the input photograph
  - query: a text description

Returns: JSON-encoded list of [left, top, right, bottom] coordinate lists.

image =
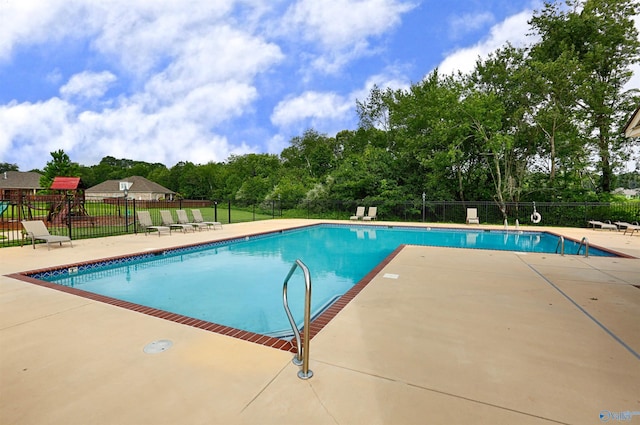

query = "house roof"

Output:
[[86, 176, 175, 194], [0, 171, 44, 190], [50, 176, 84, 190], [623, 106, 640, 138]]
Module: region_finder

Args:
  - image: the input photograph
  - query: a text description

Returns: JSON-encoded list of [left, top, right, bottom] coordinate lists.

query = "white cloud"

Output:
[[438, 9, 536, 75], [281, 0, 415, 73], [0, 1, 286, 169], [143, 24, 283, 103], [266, 134, 287, 154], [67, 100, 253, 167], [271, 91, 352, 128], [87, 1, 237, 75], [269, 67, 411, 137], [448, 12, 495, 39], [351, 68, 412, 103], [0, 98, 77, 166], [60, 71, 117, 99], [0, 0, 72, 62], [283, 0, 414, 47]]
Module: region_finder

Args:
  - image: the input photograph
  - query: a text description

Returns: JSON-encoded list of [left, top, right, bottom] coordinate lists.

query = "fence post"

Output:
[[67, 195, 73, 239], [584, 201, 588, 224], [228, 200, 231, 224], [132, 199, 137, 234], [124, 197, 129, 232], [214, 201, 218, 222]]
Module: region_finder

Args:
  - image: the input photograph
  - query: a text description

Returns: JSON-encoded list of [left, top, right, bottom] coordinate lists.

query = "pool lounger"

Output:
[[136, 211, 171, 236], [21, 220, 73, 249], [160, 210, 195, 233], [615, 221, 640, 235], [191, 209, 223, 229], [588, 220, 617, 231], [176, 210, 209, 231]]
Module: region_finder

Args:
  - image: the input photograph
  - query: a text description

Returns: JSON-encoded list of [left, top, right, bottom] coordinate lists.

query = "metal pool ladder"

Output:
[[555, 236, 565, 256], [577, 237, 589, 257], [282, 259, 313, 380]]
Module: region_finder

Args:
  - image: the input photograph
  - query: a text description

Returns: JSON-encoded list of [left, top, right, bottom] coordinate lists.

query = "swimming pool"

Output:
[[26, 224, 617, 339]]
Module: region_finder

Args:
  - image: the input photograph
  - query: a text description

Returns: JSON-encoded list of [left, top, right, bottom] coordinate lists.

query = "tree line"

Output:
[[2, 0, 639, 213]]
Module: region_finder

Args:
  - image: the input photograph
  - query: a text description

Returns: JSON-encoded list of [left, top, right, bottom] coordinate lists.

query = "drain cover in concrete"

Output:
[[143, 339, 173, 354]]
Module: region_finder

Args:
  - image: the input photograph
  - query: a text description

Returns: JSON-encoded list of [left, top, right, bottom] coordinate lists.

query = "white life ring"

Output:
[[531, 211, 542, 224]]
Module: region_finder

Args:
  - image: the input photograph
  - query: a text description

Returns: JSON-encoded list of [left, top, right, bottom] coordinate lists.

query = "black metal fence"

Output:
[[272, 199, 640, 226], [1, 196, 638, 248]]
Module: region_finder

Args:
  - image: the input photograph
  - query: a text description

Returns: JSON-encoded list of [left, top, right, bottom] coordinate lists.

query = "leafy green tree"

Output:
[[468, 45, 540, 210], [386, 71, 470, 201], [525, 53, 586, 189], [83, 156, 170, 187], [281, 129, 338, 180], [78, 164, 97, 188], [0, 163, 19, 173], [330, 145, 399, 201], [265, 174, 309, 204], [40, 149, 80, 189], [169, 162, 203, 199], [146, 166, 171, 189], [529, 0, 640, 193], [224, 154, 281, 202]]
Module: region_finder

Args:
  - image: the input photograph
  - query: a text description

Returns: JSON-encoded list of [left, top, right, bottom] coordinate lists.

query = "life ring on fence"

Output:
[[531, 211, 542, 224]]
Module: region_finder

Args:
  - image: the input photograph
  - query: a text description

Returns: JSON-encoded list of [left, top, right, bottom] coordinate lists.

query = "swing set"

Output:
[[47, 177, 93, 225], [0, 177, 93, 226]]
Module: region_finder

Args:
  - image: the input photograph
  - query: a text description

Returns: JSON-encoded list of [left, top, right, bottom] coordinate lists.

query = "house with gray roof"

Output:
[[86, 176, 175, 201], [0, 171, 44, 198], [612, 187, 640, 199]]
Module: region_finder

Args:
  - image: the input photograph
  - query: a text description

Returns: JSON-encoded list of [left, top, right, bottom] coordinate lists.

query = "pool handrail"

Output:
[[555, 236, 565, 256], [282, 259, 313, 380], [577, 237, 589, 257]]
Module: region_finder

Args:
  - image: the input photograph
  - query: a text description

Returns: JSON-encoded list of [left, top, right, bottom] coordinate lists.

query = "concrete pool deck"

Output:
[[1, 220, 638, 425]]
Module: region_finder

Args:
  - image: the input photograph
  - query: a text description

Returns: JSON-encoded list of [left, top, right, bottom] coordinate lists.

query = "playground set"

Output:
[[0, 177, 95, 233]]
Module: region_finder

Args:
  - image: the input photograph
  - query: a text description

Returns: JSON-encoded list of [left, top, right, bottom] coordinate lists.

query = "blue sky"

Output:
[[1, 0, 638, 171]]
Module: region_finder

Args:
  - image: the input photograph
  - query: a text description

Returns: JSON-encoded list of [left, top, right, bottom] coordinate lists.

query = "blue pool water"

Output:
[[38, 225, 615, 336]]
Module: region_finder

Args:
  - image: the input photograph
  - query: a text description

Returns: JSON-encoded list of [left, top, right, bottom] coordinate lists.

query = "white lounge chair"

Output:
[[350, 206, 365, 220], [587, 220, 617, 230], [21, 220, 72, 250], [466, 208, 479, 225], [191, 209, 223, 229], [176, 210, 208, 231], [136, 211, 171, 236], [362, 206, 377, 221], [615, 221, 640, 236], [160, 210, 194, 232]]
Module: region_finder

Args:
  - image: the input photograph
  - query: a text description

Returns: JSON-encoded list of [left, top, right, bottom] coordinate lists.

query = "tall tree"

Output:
[[225, 154, 281, 202], [386, 71, 469, 200], [529, 0, 640, 192], [40, 150, 80, 189], [0, 163, 19, 173], [281, 129, 338, 180], [467, 45, 539, 213]]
